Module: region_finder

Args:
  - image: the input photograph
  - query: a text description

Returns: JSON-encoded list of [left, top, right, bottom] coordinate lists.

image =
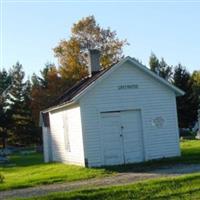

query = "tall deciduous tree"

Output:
[[54, 15, 128, 85], [31, 63, 63, 125]]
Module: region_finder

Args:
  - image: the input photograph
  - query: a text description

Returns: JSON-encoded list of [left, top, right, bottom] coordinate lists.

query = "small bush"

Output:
[[179, 129, 196, 139], [0, 173, 5, 183]]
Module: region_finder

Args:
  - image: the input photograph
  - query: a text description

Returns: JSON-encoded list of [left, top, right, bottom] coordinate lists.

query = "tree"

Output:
[[16, 80, 41, 145], [173, 64, 196, 128], [191, 70, 200, 103], [54, 38, 88, 84], [0, 103, 12, 148], [191, 70, 200, 121], [54, 15, 128, 85], [0, 69, 11, 95], [149, 53, 173, 81], [0, 69, 12, 148], [6, 63, 26, 145], [149, 53, 159, 73], [31, 63, 63, 125], [3, 62, 40, 146]]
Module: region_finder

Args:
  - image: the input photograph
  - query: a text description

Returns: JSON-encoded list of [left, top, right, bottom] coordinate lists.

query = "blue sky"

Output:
[[1, 1, 200, 77]]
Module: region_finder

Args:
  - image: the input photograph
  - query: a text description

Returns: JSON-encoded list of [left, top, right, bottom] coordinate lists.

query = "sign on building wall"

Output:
[[118, 84, 138, 90]]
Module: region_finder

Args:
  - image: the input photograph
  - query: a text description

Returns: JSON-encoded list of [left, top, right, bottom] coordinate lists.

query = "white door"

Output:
[[101, 110, 144, 166], [100, 112, 124, 165], [121, 110, 144, 163]]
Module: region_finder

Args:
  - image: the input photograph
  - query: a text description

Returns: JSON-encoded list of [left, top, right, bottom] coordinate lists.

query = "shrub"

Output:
[[179, 129, 196, 139], [0, 173, 5, 183]]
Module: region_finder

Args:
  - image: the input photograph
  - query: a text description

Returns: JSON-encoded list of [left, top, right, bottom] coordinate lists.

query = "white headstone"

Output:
[[196, 109, 200, 139]]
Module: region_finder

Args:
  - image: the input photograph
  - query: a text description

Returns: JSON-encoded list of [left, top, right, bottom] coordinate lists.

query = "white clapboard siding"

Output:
[[80, 61, 180, 167], [42, 127, 52, 162], [49, 105, 85, 166]]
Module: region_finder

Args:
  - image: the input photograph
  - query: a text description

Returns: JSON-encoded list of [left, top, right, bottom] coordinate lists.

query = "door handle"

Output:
[[120, 126, 124, 137]]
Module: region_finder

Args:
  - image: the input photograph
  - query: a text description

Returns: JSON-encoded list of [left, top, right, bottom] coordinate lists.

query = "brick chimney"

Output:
[[88, 49, 101, 77]]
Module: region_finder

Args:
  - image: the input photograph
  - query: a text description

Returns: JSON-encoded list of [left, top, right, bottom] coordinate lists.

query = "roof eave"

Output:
[[126, 57, 185, 97], [41, 99, 76, 113]]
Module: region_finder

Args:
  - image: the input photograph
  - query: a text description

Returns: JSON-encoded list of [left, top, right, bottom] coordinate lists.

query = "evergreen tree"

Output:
[[149, 53, 173, 81], [149, 53, 159, 73], [191, 70, 200, 122], [159, 58, 173, 80], [173, 64, 196, 128], [6, 62, 26, 145], [191, 70, 200, 104], [5, 62, 39, 145], [20, 80, 42, 145], [0, 69, 11, 95], [0, 69, 12, 148]]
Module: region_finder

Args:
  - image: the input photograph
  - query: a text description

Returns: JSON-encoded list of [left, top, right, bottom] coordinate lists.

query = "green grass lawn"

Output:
[[0, 153, 112, 191], [180, 139, 200, 163], [18, 173, 200, 200], [105, 139, 200, 172], [0, 139, 200, 191]]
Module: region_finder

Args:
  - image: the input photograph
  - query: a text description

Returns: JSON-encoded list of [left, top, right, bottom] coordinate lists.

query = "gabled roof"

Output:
[[43, 56, 185, 113], [53, 67, 111, 105]]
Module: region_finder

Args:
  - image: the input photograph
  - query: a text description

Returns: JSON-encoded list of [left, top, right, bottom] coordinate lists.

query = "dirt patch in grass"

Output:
[[15, 173, 200, 200]]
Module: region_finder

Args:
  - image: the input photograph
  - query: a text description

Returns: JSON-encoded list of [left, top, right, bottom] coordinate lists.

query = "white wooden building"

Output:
[[40, 50, 184, 167]]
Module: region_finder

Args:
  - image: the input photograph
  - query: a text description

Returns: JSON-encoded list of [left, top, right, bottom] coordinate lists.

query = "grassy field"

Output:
[[18, 173, 200, 200], [0, 153, 112, 191], [0, 139, 200, 191], [105, 139, 200, 172]]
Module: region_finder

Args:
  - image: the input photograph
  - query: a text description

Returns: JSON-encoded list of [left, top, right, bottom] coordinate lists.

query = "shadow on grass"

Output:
[[2, 152, 200, 173], [0, 153, 44, 168], [1, 139, 200, 173], [101, 154, 200, 173]]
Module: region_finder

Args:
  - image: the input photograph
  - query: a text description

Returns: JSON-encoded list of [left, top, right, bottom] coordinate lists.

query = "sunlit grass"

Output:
[[18, 173, 200, 200], [0, 139, 199, 191], [0, 153, 112, 191]]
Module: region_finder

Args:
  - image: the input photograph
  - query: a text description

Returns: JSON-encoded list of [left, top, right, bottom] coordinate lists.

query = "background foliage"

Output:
[[0, 16, 199, 147]]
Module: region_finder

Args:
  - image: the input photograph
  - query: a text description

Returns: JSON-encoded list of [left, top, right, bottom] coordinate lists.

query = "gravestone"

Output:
[[0, 156, 8, 164]]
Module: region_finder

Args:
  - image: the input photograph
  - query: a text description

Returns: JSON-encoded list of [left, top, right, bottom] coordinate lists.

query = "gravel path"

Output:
[[1, 164, 200, 200]]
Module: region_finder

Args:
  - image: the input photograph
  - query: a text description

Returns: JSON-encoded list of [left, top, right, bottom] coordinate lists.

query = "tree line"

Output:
[[0, 16, 199, 148], [149, 53, 200, 129]]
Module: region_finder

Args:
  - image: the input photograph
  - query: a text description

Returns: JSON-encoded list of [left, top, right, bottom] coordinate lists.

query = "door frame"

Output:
[[100, 111, 124, 166], [99, 109, 146, 166], [120, 110, 145, 163]]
